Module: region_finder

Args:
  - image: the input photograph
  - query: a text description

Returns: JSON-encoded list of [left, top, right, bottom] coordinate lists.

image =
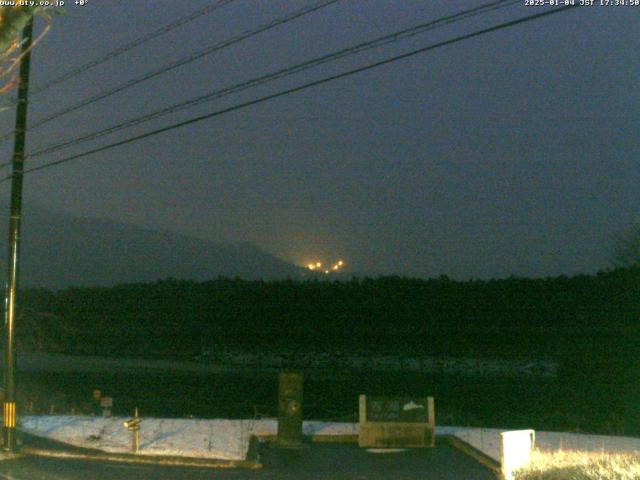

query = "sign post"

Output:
[[99, 396, 113, 417], [123, 407, 141, 453], [277, 372, 303, 448]]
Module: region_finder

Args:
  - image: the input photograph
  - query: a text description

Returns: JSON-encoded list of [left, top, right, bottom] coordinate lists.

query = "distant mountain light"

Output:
[[306, 259, 345, 274]]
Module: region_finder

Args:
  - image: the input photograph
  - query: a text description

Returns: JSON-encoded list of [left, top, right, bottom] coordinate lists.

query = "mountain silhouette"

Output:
[[0, 204, 306, 289]]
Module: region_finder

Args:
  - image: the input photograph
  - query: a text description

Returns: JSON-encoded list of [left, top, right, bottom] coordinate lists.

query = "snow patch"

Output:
[[20, 416, 360, 461], [24, 416, 634, 464], [21, 416, 254, 461]]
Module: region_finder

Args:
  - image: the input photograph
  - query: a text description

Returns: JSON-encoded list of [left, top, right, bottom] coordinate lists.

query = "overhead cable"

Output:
[[1, 5, 577, 182], [26, 0, 519, 160]]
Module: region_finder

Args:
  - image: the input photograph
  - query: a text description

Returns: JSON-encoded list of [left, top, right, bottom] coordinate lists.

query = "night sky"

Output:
[[0, 0, 638, 279]]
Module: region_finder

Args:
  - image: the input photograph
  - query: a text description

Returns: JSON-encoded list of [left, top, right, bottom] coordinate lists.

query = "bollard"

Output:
[[123, 407, 141, 453], [133, 416, 138, 454], [501, 429, 535, 480], [92, 389, 101, 416], [276, 372, 304, 448]]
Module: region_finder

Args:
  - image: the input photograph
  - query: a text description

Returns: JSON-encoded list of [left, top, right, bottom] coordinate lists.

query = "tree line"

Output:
[[15, 267, 640, 362]]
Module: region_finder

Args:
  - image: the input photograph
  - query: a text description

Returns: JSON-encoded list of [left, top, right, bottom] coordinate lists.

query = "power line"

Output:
[[25, 0, 520, 161], [31, 0, 238, 97], [0, 0, 342, 143], [18, 2, 568, 170], [0, 1, 236, 115], [0, 5, 577, 183]]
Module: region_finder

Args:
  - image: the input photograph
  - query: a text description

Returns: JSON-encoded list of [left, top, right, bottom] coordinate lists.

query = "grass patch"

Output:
[[514, 449, 640, 480]]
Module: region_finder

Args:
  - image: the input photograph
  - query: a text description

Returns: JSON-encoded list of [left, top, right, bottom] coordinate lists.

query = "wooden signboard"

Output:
[[359, 395, 435, 448]]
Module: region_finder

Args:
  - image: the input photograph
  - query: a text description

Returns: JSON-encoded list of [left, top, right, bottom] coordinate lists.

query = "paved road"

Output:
[[0, 441, 495, 479]]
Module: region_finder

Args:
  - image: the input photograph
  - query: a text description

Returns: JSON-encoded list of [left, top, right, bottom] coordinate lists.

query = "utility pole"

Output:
[[3, 16, 34, 452]]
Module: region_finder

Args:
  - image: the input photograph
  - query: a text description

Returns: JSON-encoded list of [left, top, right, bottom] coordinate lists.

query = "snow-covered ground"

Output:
[[20, 416, 254, 460], [20, 416, 640, 463], [19, 416, 358, 461]]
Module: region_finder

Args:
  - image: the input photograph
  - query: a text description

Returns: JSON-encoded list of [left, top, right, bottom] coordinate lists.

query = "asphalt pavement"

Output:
[[0, 440, 496, 479]]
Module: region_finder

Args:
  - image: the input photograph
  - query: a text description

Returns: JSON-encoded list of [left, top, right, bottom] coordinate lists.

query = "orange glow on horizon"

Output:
[[305, 259, 346, 273]]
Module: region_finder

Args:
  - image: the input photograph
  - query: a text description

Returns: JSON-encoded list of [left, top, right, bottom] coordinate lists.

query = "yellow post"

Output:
[[133, 429, 138, 453], [133, 407, 139, 453]]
